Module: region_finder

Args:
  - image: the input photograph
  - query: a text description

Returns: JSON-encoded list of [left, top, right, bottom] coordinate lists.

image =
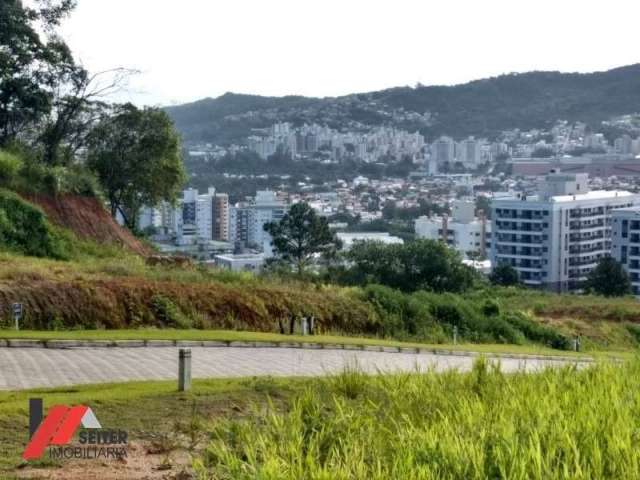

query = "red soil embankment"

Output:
[[25, 194, 152, 256]]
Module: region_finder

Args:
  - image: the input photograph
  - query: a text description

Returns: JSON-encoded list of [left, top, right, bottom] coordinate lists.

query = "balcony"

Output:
[[570, 209, 605, 219], [569, 259, 598, 267], [569, 246, 605, 255], [570, 220, 605, 230], [495, 211, 546, 221], [569, 234, 604, 243]]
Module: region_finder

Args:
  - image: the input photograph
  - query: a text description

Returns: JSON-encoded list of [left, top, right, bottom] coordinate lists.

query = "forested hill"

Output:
[[166, 64, 640, 144]]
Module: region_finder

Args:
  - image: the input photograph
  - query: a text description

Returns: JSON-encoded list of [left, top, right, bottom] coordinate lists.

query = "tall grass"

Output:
[[196, 358, 640, 479]]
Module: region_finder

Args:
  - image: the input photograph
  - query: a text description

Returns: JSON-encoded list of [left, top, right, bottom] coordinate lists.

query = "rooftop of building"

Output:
[[494, 190, 636, 204], [337, 232, 404, 246], [214, 253, 265, 261], [611, 206, 640, 215]]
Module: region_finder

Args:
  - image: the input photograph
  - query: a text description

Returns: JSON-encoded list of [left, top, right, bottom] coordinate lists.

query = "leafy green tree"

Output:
[[264, 202, 341, 275], [585, 257, 632, 297], [86, 103, 185, 231], [0, 0, 78, 147], [344, 239, 476, 293], [489, 263, 520, 286]]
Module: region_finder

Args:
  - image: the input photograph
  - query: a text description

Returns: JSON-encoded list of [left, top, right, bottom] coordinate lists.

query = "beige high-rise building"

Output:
[[214, 194, 229, 241]]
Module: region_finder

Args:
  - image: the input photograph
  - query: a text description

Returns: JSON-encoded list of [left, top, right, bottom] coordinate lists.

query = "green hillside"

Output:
[[166, 64, 640, 143]]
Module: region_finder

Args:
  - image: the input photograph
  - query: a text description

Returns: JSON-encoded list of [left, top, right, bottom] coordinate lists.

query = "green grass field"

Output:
[[3, 357, 636, 479], [0, 328, 606, 358], [199, 358, 640, 479]]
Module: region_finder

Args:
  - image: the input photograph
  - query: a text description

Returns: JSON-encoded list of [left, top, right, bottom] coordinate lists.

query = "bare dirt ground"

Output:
[[14, 441, 194, 480]]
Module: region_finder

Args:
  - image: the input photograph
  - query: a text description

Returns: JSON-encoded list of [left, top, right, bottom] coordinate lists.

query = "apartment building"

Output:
[[491, 172, 640, 292], [229, 191, 287, 255], [415, 200, 491, 259], [175, 188, 230, 245], [611, 207, 640, 296]]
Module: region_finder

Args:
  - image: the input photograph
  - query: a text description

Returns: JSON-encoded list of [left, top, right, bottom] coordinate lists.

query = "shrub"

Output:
[[0, 151, 22, 188], [150, 294, 192, 329], [503, 311, 571, 350], [482, 299, 501, 317], [0, 189, 69, 259], [360, 284, 407, 336], [54, 165, 100, 196]]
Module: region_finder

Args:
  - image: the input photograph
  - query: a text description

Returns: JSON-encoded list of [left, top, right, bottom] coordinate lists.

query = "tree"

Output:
[[264, 202, 341, 275], [489, 263, 520, 286], [39, 68, 137, 166], [0, 0, 78, 147], [344, 239, 477, 293], [86, 103, 185, 231], [585, 257, 632, 297]]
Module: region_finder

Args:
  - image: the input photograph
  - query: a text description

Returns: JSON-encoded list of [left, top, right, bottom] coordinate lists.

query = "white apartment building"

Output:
[[229, 191, 287, 256], [457, 137, 483, 169], [611, 207, 640, 296], [491, 172, 640, 292], [248, 191, 286, 252], [415, 200, 491, 259], [175, 188, 230, 245], [431, 136, 455, 166]]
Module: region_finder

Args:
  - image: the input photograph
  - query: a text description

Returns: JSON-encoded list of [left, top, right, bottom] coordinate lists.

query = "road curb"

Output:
[[0, 337, 597, 362]]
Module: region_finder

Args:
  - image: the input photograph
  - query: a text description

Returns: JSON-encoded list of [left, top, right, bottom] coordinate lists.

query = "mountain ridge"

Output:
[[166, 64, 640, 144]]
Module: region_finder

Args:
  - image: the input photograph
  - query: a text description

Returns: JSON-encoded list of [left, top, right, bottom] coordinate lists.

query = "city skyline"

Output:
[[60, 0, 640, 106]]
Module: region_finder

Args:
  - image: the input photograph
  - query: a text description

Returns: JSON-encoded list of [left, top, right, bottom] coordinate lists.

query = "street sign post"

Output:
[[12, 303, 23, 331]]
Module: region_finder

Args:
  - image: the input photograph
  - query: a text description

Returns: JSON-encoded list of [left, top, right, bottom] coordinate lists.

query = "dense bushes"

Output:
[[341, 239, 478, 293], [0, 151, 22, 188], [503, 311, 571, 350], [359, 284, 571, 349], [0, 149, 100, 197], [0, 189, 70, 259]]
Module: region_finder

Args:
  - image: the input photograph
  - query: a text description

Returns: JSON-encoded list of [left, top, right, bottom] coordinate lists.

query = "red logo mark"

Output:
[[23, 405, 100, 460]]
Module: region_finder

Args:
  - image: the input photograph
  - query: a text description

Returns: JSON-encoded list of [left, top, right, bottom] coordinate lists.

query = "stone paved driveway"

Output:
[[0, 347, 582, 390]]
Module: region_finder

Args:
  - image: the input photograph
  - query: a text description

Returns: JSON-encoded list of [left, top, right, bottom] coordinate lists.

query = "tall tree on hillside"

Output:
[[264, 202, 341, 275], [0, 0, 78, 146], [39, 68, 137, 166], [585, 257, 632, 297], [86, 103, 185, 231]]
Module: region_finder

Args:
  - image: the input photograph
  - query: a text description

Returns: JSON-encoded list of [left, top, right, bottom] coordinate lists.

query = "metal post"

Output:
[[13, 303, 22, 331], [178, 348, 192, 391], [453, 326, 458, 345], [29, 398, 43, 439]]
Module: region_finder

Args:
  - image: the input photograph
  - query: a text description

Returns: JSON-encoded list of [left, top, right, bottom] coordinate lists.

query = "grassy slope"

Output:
[[1, 250, 640, 353], [0, 328, 604, 358]]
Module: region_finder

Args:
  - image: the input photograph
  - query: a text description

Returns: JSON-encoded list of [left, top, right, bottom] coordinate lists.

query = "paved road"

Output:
[[0, 347, 585, 390]]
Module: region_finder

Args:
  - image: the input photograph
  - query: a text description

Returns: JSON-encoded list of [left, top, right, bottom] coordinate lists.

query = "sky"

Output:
[[60, 0, 640, 107]]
